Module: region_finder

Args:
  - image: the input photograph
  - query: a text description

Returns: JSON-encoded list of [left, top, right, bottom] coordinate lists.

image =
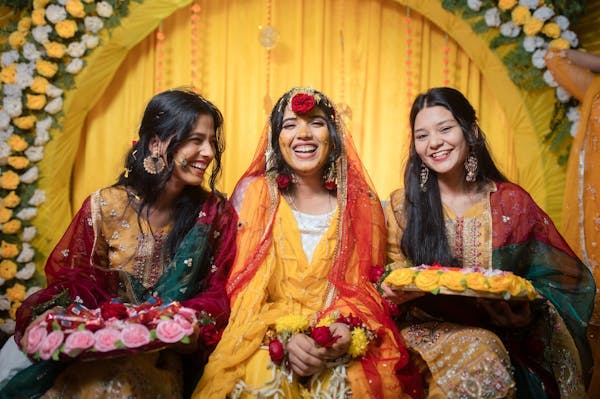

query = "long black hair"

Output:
[[268, 87, 342, 190], [115, 87, 225, 259], [401, 87, 507, 265]]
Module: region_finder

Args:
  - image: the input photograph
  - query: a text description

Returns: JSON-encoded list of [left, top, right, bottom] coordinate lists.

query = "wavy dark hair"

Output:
[[115, 87, 225, 259], [401, 87, 507, 265], [268, 87, 342, 192]]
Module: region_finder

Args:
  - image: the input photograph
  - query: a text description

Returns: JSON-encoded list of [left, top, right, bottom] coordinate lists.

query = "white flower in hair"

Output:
[[543, 69, 558, 87], [523, 36, 539, 52], [500, 21, 521, 38], [23, 43, 42, 62], [35, 129, 50, 146], [532, 6, 554, 22], [531, 49, 547, 69], [26, 286, 42, 297], [20, 167, 39, 184], [467, 0, 482, 11], [81, 34, 100, 49], [570, 120, 580, 137], [44, 97, 63, 114], [46, 5, 67, 24], [0, 296, 9, 310], [3, 96, 23, 117], [3, 84, 22, 98], [16, 262, 37, 280], [1, 50, 19, 67], [15, 63, 34, 89], [96, 1, 114, 18], [556, 86, 571, 103], [67, 41, 86, 58], [561, 30, 578, 48], [0, 319, 15, 334], [17, 243, 35, 263], [16, 207, 37, 221], [46, 84, 63, 98], [66, 58, 83, 74], [0, 110, 10, 130], [484, 7, 501, 27], [36, 116, 53, 131], [21, 226, 37, 242], [84, 16, 104, 33], [29, 189, 46, 206], [0, 141, 10, 165], [25, 146, 44, 162], [519, 0, 539, 10], [567, 107, 580, 122], [553, 15, 569, 30], [32, 25, 53, 44]]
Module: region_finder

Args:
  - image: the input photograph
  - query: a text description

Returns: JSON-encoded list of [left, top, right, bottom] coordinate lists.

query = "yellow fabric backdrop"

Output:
[[36, 0, 559, 261]]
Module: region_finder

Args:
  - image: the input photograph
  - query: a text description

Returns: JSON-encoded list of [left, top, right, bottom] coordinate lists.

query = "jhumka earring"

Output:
[[323, 162, 337, 191], [143, 150, 166, 175], [464, 152, 478, 183], [420, 162, 429, 192]]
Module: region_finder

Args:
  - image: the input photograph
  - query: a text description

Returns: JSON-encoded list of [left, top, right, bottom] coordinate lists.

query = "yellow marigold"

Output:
[[8, 156, 30, 170], [7, 283, 26, 302], [26, 94, 47, 110], [2, 219, 22, 234], [1, 64, 16, 84], [8, 135, 28, 151], [508, 275, 526, 297], [44, 41, 67, 59], [316, 313, 337, 327], [1, 171, 20, 190], [13, 115, 37, 130], [0, 241, 19, 259], [384, 268, 416, 287], [549, 38, 570, 49], [32, 9, 46, 26], [33, 0, 50, 9], [30, 76, 49, 94], [414, 269, 441, 292], [0, 207, 12, 223], [55, 19, 78, 39], [498, 0, 517, 11], [347, 328, 369, 358], [275, 314, 309, 335], [439, 270, 467, 292], [523, 280, 538, 300], [464, 272, 488, 291], [17, 17, 32, 34], [36, 59, 58, 78], [486, 274, 513, 294], [523, 16, 544, 36], [66, 0, 86, 18], [8, 31, 25, 50], [0, 260, 17, 280], [3, 192, 21, 208], [9, 301, 22, 319], [542, 22, 561, 39], [511, 6, 531, 26]]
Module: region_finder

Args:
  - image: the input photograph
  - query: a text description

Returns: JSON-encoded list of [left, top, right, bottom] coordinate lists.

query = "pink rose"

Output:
[[39, 330, 64, 360], [173, 314, 195, 335], [177, 307, 198, 322], [63, 330, 95, 357], [93, 328, 121, 352], [121, 324, 151, 348], [155, 319, 186, 343], [25, 325, 48, 354]]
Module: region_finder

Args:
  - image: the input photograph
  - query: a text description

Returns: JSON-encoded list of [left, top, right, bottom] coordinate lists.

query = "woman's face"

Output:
[[413, 105, 470, 180], [169, 114, 216, 188], [278, 104, 331, 179]]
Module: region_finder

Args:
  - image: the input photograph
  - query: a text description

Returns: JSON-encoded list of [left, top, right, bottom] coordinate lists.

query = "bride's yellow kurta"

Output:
[[194, 176, 387, 398]]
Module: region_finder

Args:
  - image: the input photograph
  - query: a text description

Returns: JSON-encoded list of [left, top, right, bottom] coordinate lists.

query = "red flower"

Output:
[[291, 93, 316, 114], [324, 180, 337, 191], [269, 338, 285, 365], [311, 326, 340, 348], [276, 173, 291, 189], [100, 302, 129, 320], [369, 265, 385, 283], [336, 313, 363, 329], [198, 324, 221, 347]]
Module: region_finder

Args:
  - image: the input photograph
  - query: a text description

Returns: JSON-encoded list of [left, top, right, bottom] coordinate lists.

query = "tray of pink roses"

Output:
[[23, 297, 218, 361]]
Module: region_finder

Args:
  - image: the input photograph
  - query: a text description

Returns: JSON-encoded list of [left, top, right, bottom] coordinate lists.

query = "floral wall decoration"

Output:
[[0, 0, 139, 336], [442, 0, 586, 165]]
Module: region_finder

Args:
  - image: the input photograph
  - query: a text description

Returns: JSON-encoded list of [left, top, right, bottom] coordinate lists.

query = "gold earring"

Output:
[[420, 162, 429, 192], [464, 153, 478, 183], [143, 151, 166, 174]]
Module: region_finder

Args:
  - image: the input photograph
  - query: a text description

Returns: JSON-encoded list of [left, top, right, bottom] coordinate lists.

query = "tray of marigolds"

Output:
[[383, 265, 539, 301]]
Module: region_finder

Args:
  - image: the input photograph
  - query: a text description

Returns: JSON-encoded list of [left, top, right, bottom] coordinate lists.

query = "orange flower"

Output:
[[36, 59, 59, 78], [549, 38, 570, 49], [55, 20, 78, 39], [498, 0, 517, 11], [439, 270, 467, 292], [26, 94, 47, 110], [2, 192, 21, 208], [2, 219, 22, 234], [414, 269, 441, 292], [8, 31, 25, 50], [1, 64, 16, 84], [30, 76, 49, 94], [13, 115, 37, 130], [511, 6, 530, 26], [0, 207, 12, 223], [1, 171, 20, 190], [542, 22, 561, 39], [66, 0, 86, 18], [8, 156, 30, 170], [44, 41, 67, 59], [17, 17, 32, 34], [8, 135, 29, 151], [0, 241, 19, 259], [9, 301, 22, 319], [33, 0, 50, 9], [384, 268, 416, 287], [6, 283, 26, 302], [0, 260, 17, 280], [523, 17, 544, 36], [32, 9, 46, 26]]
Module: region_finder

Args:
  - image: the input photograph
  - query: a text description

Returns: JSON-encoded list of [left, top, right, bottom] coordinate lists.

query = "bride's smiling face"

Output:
[[278, 104, 331, 179]]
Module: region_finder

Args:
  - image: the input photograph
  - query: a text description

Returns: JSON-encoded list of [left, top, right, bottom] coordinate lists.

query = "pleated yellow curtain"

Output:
[[72, 0, 520, 214]]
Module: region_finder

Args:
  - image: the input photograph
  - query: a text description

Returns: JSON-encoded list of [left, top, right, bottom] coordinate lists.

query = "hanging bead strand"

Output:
[[190, 1, 202, 89], [442, 33, 450, 86], [155, 22, 165, 93], [404, 7, 413, 133]]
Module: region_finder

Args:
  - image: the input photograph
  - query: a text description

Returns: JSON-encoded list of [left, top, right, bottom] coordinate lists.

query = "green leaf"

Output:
[[180, 336, 190, 344], [431, 287, 440, 295]]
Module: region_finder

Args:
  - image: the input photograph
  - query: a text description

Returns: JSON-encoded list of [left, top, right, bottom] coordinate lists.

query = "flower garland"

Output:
[[441, 0, 586, 165], [0, 0, 137, 336]]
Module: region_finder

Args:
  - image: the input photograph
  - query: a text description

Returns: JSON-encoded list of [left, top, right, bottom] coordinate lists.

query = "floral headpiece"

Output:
[[285, 87, 330, 115]]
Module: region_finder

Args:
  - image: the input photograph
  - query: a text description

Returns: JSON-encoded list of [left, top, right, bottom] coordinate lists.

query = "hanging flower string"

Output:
[[0, 0, 134, 336], [442, 34, 450, 86]]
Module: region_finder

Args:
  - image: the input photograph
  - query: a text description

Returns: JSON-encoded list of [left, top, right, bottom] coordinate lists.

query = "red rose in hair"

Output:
[[268, 338, 285, 365], [310, 326, 340, 348], [100, 302, 129, 320], [276, 173, 291, 189], [291, 93, 316, 114]]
